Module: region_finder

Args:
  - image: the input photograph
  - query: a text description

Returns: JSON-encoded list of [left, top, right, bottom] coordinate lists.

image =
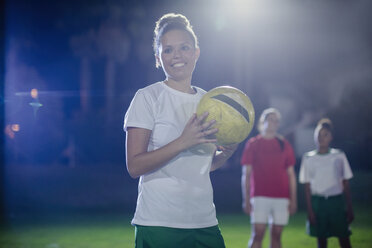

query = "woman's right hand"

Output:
[[178, 112, 218, 150], [126, 112, 218, 178]]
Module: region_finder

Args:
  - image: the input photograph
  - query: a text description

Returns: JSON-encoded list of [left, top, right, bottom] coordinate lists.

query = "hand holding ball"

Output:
[[196, 86, 255, 145]]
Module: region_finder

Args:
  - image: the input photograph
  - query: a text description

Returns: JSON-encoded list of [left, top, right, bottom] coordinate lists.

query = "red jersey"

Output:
[[240, 135, 296, 198]]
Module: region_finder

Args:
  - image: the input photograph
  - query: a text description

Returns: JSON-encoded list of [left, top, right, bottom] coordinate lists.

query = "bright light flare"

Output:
[[31, 88, 38, 99], [11, 124, 20, 132], [5, 125, 15, 139]]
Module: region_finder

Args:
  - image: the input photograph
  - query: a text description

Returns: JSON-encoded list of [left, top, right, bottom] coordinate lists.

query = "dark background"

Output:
[[2, 0, 372, 219]]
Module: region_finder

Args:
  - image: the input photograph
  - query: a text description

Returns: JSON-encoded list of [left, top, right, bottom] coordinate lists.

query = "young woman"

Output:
[[124, 13, 237, 248], [241, 108, 297, 248], [299, 118, 353, 248]]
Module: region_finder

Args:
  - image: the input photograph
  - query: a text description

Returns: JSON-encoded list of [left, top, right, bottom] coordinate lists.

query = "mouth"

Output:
[[172, 62, 186, 68]]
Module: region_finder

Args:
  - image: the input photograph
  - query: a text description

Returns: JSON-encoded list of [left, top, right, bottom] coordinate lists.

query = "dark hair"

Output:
[[153, 13, 198, 68], [316, 118, 333, 134]]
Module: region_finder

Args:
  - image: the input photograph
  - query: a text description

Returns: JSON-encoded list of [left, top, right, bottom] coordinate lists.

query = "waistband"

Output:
[[311, 194, 343, 200]]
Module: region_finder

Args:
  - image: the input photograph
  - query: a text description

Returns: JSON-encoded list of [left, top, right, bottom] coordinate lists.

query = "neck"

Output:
[[317, 147, 329, 154], [262, 131, 276, 139], [164, 78, 194, 94]]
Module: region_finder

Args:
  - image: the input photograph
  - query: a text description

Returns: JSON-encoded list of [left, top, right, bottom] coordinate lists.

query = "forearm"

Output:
[[242, 179, 250, 206], [304, 183, 313, 213], [210, 151, 229, 171], [241, 166, 251, 205], [287, 166, 297, 214], [343, 180, 353, 212], [210, 144, 238, 171], [126, 113, 221, 178], [288, 168, 297, 203]]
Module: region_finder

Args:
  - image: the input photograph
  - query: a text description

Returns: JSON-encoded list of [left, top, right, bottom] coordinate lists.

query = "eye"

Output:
[[181, 45, 190, 51], [163, 47, 172, 54]]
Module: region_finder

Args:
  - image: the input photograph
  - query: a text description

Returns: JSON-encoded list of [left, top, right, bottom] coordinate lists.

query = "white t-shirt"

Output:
[[123, 81, 218, 228], [299, 148, 353, 197]]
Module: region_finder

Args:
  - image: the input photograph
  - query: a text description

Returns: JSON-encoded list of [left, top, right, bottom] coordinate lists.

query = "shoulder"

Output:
[[274, 135, 293, 153], [249, 135, 262, 144], [133, 82, 168, 102], [329, 148, 349, 161], [244, 135, 261, 148], [137, 81, 164, 96], [303, 150, 317, 158], [276, 135, 291, 146], [329, 148, 344, 155]]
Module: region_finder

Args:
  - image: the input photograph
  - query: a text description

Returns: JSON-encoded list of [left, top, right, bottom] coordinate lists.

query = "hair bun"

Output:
[[156, 13, 190, 31], [317, 118, 333, 132]]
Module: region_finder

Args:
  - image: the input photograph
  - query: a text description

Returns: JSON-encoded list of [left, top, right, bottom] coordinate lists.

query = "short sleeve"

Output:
[[240, 138, 255, 166], [299, 155, 309, 184], [123, 90, 155, 132], [341, 152, 353, 180]]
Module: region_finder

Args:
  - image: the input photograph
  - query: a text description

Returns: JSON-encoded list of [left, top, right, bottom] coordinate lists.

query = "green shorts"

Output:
[[307, 194, 351, 238], [135, 225, 225, 248]]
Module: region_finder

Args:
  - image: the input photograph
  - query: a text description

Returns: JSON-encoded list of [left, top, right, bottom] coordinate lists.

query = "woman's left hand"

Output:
[[210, 143, 239, 171], [217, 143, 239, 158]]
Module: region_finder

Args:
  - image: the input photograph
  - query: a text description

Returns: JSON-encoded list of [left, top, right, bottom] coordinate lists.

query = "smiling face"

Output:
[[156, 29, 200, 82]]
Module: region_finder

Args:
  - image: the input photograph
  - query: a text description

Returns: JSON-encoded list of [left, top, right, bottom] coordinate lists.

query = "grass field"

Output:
[[0, 206, 371, 248], [2, 167, 371, 247]]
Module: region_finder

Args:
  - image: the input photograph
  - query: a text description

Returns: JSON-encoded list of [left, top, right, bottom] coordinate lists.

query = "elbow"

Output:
[[128, 171, 140, 179], [126, 162, 141, 179], [128, 169, 140, 179]]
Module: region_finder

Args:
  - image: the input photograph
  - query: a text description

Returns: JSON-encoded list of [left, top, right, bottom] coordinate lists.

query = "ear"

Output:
[[195, 47, 200, 62]]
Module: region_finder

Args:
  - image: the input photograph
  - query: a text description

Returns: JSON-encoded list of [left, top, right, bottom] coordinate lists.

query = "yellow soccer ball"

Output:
[[196, 86, 255, 145]]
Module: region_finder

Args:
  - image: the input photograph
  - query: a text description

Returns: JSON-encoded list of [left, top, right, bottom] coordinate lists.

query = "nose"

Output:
[[173, 48, 181, 58]]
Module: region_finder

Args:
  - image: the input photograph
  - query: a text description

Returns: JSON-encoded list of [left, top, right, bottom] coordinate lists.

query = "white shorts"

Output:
[[250, 197, 289, 226]]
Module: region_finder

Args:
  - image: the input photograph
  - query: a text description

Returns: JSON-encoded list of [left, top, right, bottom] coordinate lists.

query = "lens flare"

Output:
[[11, 124, 20, 132], [31, 88, 38, 99], [5, 125, 15, 139]]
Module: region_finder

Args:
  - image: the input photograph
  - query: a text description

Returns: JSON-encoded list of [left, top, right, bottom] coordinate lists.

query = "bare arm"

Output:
[[241, 165, 252, 215], [287, 166, 297, 215], [126, 127, 184, 178], [343, 179, 354, 224], [210, 144, 238, 172], [304, 183, 316, 224], [126, 112, 218, 178]]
